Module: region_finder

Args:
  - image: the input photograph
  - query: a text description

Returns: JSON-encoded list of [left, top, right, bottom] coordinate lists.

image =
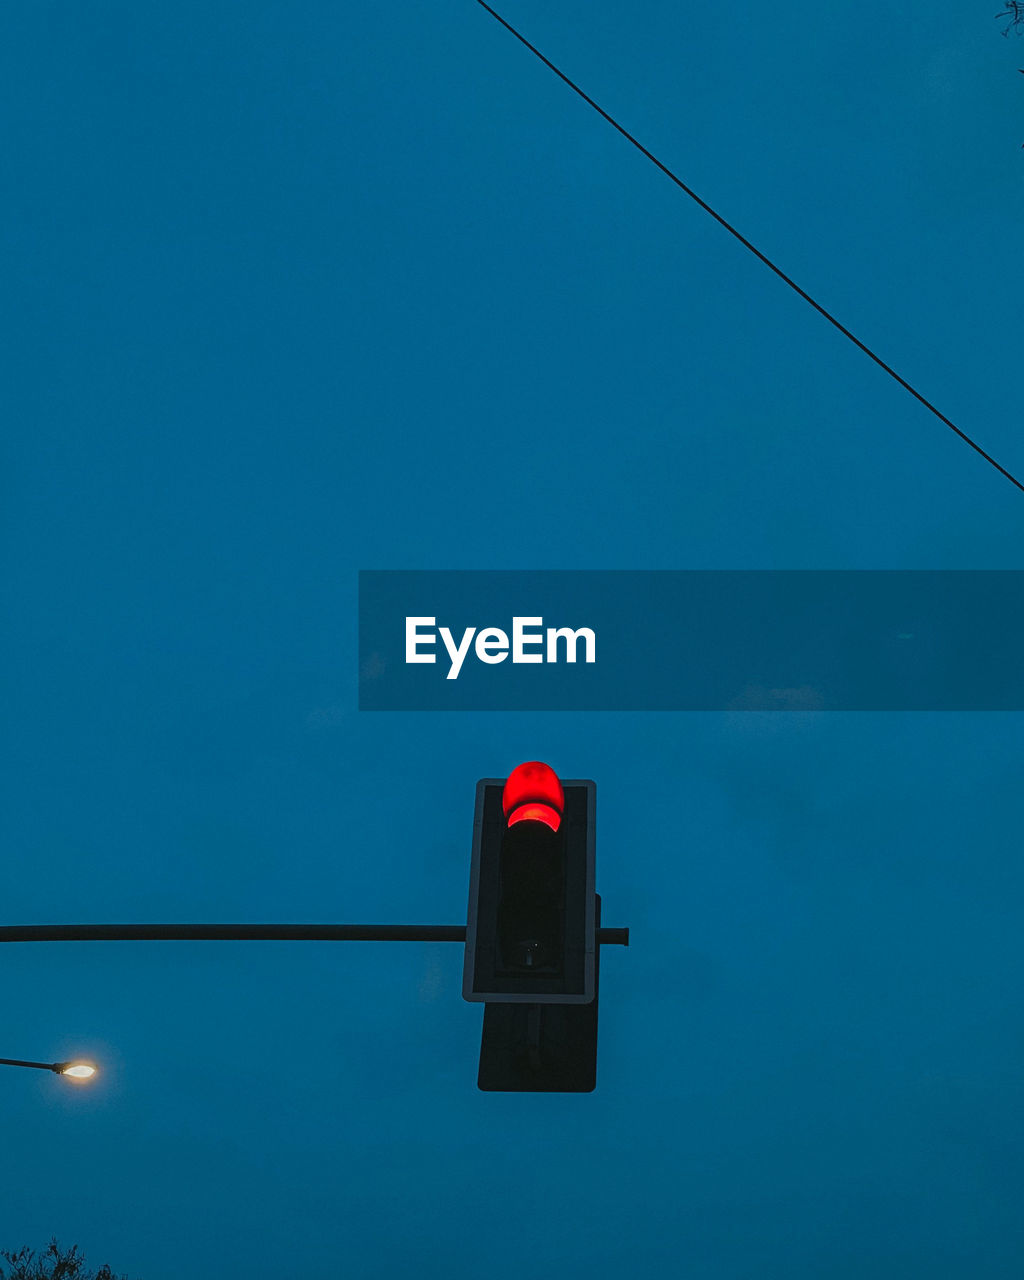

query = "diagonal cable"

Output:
[[476, 0, 1024, 495]]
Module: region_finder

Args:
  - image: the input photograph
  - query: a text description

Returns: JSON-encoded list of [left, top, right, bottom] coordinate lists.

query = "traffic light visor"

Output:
[[502, 762, 564, 832]]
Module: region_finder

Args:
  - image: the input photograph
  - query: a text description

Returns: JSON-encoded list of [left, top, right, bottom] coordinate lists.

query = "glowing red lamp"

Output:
[[502, 761, 564, 832]]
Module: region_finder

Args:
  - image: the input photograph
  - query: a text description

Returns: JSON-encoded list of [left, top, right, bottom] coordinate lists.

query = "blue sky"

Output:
[[2, 2, 1023, 1276]]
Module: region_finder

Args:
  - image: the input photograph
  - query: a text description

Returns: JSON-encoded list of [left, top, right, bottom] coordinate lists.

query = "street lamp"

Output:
[[56, 1062, 96, 1080], [0, 1057, 97, 1081]]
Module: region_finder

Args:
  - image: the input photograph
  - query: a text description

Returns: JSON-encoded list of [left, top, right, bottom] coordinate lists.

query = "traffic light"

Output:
[[463, 762, 599, 1092]]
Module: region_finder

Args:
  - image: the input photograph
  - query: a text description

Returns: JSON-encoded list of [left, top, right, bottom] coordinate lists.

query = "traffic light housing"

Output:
[[463, 764, 599, 1091]]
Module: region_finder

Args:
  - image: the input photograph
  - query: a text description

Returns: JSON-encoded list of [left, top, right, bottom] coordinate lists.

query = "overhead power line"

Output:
[[475, 0, 1024, 495]]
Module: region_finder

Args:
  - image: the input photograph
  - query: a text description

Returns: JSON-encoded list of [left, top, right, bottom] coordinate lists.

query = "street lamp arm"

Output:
[[0, 1057, 97, 1079], [0, 922, 629, 945]]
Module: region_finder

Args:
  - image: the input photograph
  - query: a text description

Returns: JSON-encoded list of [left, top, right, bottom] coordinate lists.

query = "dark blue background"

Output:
[[2, 2, 1023, 1277]]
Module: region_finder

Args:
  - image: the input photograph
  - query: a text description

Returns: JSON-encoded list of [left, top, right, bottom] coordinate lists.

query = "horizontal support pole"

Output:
[[0, 923, 629, 946]]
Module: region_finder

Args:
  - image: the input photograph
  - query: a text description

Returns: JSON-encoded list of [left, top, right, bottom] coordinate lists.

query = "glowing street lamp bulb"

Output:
[[61, 1063, 96, 1080]]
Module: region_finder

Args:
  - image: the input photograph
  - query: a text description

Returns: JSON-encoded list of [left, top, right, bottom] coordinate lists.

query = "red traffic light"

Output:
[[502, 761, 564, 832]]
